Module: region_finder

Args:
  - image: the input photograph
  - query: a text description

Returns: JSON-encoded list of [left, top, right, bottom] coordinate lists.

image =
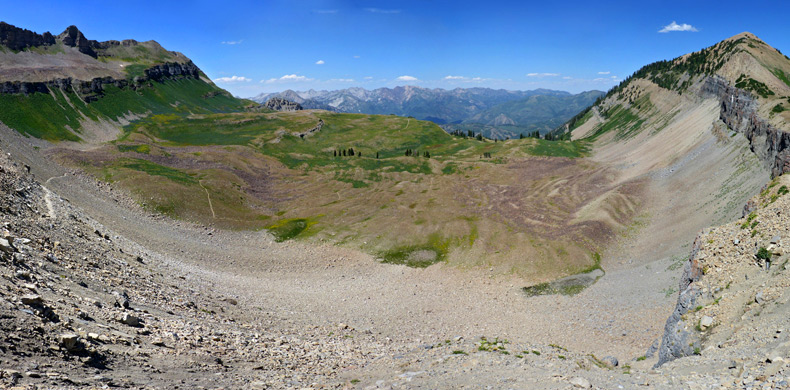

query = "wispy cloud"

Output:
[[353, 55, 361, 59], [262, 74, 314, 84], [366, 8, 400, 14], [597, 71, 610, 75], [364, 76, 373, 80], [315, 60, 325, 65], [443, 75, 488, 83], [221, 39, 243, 45], [659, 21, 698, 33], [526, 73, 560, 77], [213, 75, 251, 83], [313, 9, 337, 14], [328, 78, 355, 83], [563, 76, 573, 80], [396, 75, 418, 81]]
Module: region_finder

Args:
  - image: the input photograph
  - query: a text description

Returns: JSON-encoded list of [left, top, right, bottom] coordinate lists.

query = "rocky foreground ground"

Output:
[[1, 134, 790, 389]]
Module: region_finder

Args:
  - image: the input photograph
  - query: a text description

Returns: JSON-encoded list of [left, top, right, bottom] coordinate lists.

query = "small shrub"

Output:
[[757, 247, 772, 261]]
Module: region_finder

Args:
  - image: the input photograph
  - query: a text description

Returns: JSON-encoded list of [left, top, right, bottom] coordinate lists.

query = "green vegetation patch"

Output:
[[523, 253, 603, 296], [117, 144, 151, 154], [736, 75, 775, 98], [526, 139, 589, 158], [589, 105, 642, 140], [119, 158, 197, 185], [266, 217, 318, 242], [0, 91, 83, 141], [378, 234, 450, 268], [773, 69, 790, 88]]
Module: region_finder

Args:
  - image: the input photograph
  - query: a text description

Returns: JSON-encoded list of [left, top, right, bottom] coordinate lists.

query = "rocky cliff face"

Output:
[[142, 61, 200, 81], [263, 97, 302, 112], [702, 76, 790, 178], [656, 237, 705, 366], [654, 75, 790, 367], [0, 22, 56, 51], [0, 61, 201, 100]]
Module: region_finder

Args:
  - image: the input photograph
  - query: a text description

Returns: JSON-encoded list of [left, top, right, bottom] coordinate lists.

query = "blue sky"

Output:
[[3, 0, 789, 97]]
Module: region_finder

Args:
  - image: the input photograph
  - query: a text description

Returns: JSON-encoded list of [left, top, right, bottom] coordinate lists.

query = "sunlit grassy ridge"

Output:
[[0, 78, 246, 141]]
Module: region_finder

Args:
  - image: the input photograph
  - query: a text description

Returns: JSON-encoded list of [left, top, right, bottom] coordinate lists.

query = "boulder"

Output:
[[21, 294, 43, 306], [59, 334, 80, 352], [569, 377, 591, 388]]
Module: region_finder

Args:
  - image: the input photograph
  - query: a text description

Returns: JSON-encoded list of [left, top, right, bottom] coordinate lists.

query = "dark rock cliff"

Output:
[[0, 61, 201, 101], [702, 76, 790, 178], [58, 25, 98, 58], [656, 236, 704, 366], [0, 22, 56, 51]]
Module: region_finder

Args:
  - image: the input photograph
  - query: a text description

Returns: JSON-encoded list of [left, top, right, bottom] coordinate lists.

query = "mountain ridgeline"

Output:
[[549, 32, 790, 367], [252, 86, 603, 139], [0, 22, 247, 141]]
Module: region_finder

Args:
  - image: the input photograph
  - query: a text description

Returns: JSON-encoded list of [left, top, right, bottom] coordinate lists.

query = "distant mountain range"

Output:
[[250, 86, 603, 139]]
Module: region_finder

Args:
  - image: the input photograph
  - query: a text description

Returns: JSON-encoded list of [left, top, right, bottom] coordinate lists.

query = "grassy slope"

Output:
[[0, 78, 246, 141], [62, 109, 605, 279]]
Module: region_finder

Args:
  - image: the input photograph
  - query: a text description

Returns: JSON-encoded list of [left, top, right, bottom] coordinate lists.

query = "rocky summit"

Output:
[[264, 97, 303, 111]]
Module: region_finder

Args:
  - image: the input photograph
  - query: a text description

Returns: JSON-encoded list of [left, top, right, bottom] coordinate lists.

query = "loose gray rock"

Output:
[[120, 312, 141, 327], [59, 334, 79, 352], [569, 376, 591, 388], [21, 294, 43, 306], [602, 355, 619, 367], [0, 237, 13, 253], [700, 316, 713, 330]]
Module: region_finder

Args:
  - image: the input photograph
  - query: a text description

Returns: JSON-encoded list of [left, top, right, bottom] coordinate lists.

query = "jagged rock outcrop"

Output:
[[656, 236, 704, 366], [264, 97, 303, 112], [295, 119, 324, 138], [0, 22, 56, 51], [0, 61, 201, 100], [143, 61, 200, 81], [58, 25, 98, 58], [702, 76, 790, 178]]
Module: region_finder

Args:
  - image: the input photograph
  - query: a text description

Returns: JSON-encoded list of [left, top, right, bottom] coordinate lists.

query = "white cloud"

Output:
[[396, 75, 418, 81], [213, 75, 251, 83], [315, 60, 325, 65], [443, 75, 488, 83], [221, 40, 243, 45], [659, 21, 698, 33], [563, 76, 573, 80], [597, 71, 610, 75], [328, 78, 355, 83], [526, 73, 560, 77], [313, 9, 337, 14], [353, 55, 361, 59], [366, 8, 400, 14], [262, 74, 314, 84], [364, 76, 373, 80]]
